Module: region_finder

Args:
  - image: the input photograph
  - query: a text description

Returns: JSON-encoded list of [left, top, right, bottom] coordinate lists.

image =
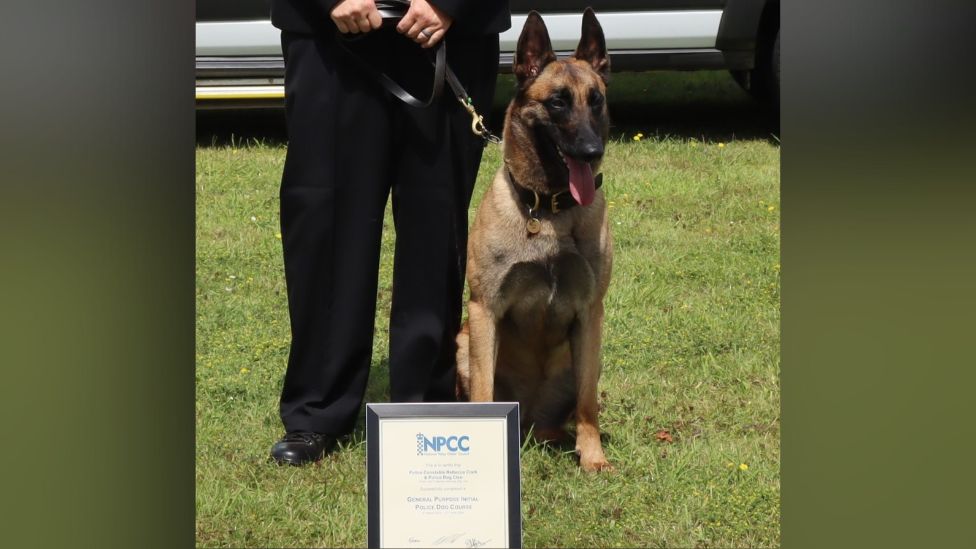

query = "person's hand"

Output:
[[331, 0, 382, 34], [396, 0, 454, 48]]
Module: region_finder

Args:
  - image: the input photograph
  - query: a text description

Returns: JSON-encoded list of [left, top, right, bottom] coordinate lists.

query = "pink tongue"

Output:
[[566, 157, 595, 206]]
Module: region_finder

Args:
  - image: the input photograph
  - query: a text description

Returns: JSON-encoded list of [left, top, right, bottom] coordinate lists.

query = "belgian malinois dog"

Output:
[[456, 9, 613, 472]]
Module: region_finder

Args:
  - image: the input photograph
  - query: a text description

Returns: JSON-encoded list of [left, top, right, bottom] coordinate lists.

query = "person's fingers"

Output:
[[421, 28, 446, 49], [355, 16, 371, 33], [367, 10, 382, 30], [396, 11, 416, 34], [332, 16, 350, 33], [405, 20, 428, 42], [415, 27, 434, 45]]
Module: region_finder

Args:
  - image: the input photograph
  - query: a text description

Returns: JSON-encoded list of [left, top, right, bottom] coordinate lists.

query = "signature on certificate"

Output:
[[431, 533, 465, 545], [412, 532, 491, 547]]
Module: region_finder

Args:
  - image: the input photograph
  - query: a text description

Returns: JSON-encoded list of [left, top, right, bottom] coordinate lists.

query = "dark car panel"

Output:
[[197, 0, 271, 22]]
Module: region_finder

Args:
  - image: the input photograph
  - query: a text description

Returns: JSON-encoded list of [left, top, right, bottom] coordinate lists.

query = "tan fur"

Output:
[[456, 11, 614, 472]]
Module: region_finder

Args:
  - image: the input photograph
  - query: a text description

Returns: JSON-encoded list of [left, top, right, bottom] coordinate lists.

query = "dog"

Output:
[[456, 8, 613, 472]]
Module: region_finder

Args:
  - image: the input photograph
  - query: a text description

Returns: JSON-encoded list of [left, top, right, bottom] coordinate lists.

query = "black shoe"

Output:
[[270, 432, 336, 466]]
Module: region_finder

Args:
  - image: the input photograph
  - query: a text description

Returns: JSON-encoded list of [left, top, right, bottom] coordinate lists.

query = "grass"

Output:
[[196, 71, 780, 547]]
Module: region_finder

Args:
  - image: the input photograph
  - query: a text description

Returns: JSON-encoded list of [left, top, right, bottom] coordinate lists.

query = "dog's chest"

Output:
[[498, 247, 596, 332]]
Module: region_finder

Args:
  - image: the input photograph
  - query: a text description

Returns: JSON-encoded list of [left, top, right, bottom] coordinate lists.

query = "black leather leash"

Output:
[[335, 0, 500, 144]]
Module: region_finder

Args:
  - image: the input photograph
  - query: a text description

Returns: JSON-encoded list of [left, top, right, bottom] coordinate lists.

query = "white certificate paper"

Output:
[[367, 403, 521, 549]]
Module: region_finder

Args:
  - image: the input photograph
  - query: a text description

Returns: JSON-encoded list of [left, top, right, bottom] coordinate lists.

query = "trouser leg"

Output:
[[278, 31, 393, 435], [387, 35, 501, 402]]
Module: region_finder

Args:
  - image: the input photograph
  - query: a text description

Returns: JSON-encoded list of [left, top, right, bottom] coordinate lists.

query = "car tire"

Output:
[[740, 26, 778, 113]]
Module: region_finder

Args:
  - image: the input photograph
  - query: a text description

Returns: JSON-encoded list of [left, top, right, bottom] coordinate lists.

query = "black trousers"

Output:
[[278, 30, 499, 436]]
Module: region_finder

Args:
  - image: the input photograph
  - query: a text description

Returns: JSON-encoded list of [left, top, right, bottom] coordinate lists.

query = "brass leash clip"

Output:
[[458, 96, 501, 144]]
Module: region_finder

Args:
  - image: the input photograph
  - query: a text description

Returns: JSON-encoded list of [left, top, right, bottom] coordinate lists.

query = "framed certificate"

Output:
[[366, 402, 521, 549]]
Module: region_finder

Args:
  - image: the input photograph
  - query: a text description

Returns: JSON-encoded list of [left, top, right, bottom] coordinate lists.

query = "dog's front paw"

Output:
[[576, 437, 613, 472], [579, 455, 614, 472]]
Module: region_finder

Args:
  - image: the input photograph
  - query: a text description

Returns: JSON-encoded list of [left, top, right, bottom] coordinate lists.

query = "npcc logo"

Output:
[[416, 433, 470, 455]]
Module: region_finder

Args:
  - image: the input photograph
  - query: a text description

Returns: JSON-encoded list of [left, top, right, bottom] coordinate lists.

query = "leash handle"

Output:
[[335, 1, 446, 108], [335, 34, 447, 109], [335, 0, 501, 143]]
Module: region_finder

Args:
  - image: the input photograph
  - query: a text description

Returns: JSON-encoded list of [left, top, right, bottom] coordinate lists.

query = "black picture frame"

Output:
[[366, 402, 522, 548]]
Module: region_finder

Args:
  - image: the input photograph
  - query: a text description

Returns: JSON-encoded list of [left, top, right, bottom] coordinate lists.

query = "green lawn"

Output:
[[196, 72, 780, 547]]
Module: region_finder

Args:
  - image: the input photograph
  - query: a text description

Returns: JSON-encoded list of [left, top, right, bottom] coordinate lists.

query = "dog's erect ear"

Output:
[[574, 7, 610, 84], [514, 11, 556, 86]]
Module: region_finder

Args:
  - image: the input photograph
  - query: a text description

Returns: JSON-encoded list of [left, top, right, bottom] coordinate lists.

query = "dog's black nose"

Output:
[[572, 141, 604, 162]]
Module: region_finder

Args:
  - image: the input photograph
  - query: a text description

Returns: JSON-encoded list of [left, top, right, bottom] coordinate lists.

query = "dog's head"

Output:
[[504, 8, 610, 206]]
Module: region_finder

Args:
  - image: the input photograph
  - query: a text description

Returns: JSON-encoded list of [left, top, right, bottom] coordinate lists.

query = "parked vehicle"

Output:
[[196, 0, 778, 109]]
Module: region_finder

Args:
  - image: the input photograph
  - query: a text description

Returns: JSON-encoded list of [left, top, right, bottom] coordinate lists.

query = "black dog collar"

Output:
[[509, 171, 604, 216]]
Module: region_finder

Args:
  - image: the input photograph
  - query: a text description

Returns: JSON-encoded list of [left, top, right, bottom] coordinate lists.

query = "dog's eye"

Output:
[[589, 91, 605, 109], [547, 97, 567, 110]]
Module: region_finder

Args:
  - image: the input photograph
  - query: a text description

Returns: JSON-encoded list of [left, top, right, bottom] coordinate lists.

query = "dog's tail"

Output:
[[455, 321, 471, 401]]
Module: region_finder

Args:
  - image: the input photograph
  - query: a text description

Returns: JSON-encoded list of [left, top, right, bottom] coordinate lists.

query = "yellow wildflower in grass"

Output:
[[240, 367, 250, 374], [718, 142, 725, 148], [739, 463, 749, 471], [632, 132, 644, 142], [275, 232, 282, 240], [767, 205, 775, 212]]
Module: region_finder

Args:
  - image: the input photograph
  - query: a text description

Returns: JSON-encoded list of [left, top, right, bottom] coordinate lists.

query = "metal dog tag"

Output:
[[526, 217, 541, 234]]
